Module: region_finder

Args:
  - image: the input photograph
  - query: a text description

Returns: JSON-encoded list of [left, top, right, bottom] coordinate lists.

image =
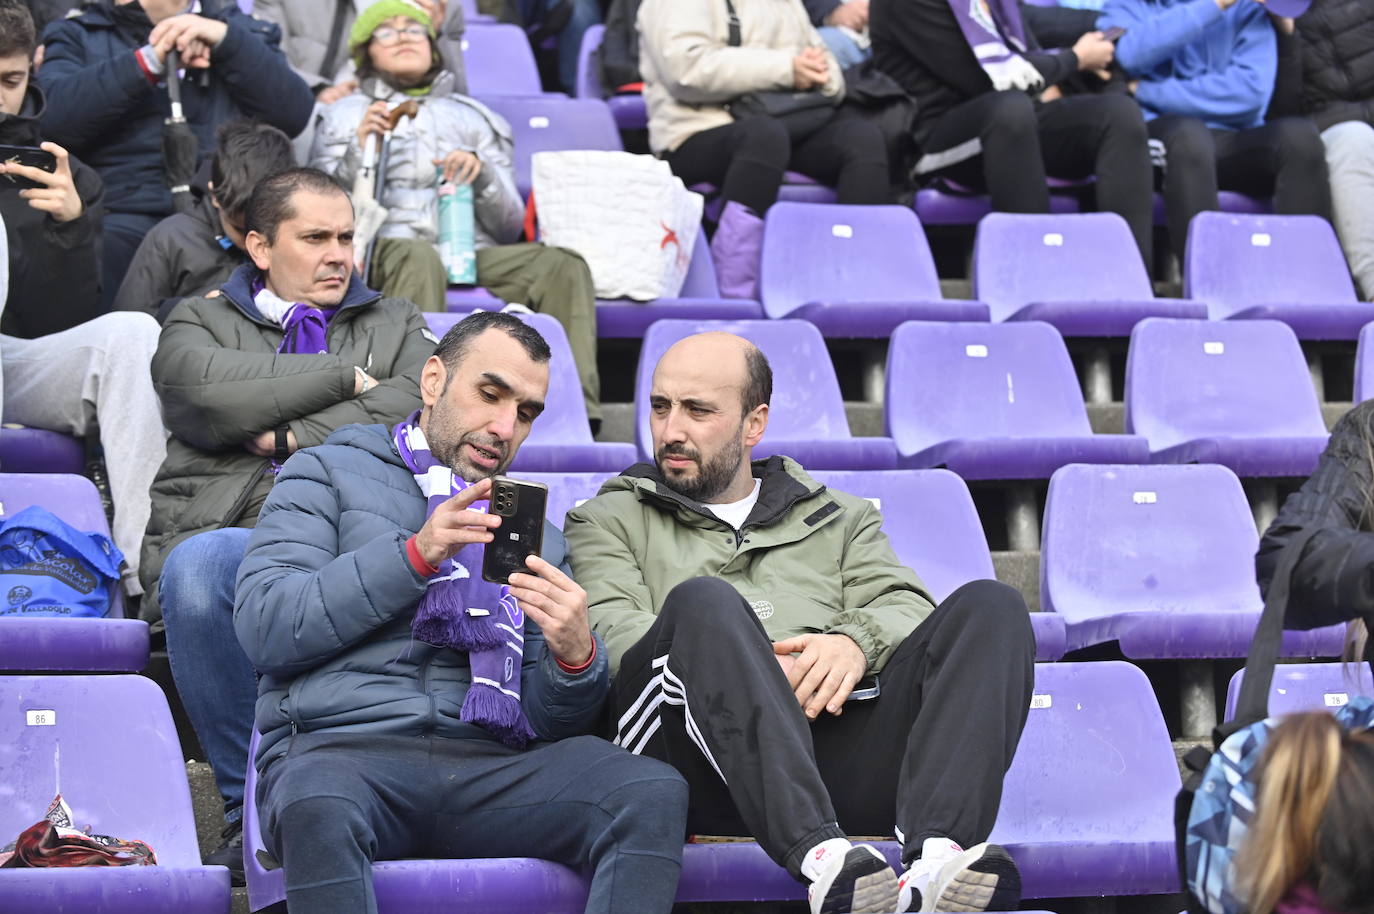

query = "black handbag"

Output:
[[722, 0, 838, 139]]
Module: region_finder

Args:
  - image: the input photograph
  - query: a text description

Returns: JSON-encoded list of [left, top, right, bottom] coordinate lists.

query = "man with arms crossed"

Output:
[[564, 332, 1035, 914]]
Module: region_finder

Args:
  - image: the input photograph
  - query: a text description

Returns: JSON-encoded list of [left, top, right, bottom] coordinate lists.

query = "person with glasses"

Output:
[[310, 0, 604, 429]]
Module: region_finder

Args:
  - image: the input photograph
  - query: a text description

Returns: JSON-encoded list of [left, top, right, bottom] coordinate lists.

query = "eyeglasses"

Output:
[[372, 24, 430, 45]]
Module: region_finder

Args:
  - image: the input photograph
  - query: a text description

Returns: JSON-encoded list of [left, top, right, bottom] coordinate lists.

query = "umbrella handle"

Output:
[[165, 49, 185, 121]]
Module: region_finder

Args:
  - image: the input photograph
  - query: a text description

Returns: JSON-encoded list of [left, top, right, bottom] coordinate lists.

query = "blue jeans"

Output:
[[160, 527, 256, 824], [816, 26, 870, 69]]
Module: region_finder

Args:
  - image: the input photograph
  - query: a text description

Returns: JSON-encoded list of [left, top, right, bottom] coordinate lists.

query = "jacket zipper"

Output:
[[418, 651, 437, 734], [218, 459, 271, 529]]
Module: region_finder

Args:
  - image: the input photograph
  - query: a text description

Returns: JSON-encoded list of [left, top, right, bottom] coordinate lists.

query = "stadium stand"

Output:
[[1125, 318, 1331, 477], [1225, 663, 1374, 720], [461, 23, 554, 97], [481, 96, 622, 201], [0, 675, 231, 911], [634, 319, 899, 469], [0, 427, 84, 476], [0, 474, 149, 672], [574, 24, 647, 131]]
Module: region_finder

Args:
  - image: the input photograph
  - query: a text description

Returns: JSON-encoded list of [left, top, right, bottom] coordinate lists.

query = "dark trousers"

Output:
[[608, 577, 1035, 881], [1148, 115, 1334, 260], [667, 113, 890, 213], [257, 732, 689, 914], [918, 90, 1154, 267]]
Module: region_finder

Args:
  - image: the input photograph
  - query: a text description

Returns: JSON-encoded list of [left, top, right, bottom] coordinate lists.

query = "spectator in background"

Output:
[[312, 2, 602, 426], [0, 0, 165, 599], [148, 168, 433, 880], [234, 310, 688, 914], [37, 0, 315, 308], [115, 119, 297, 320], [638, 0, 889, 296], [1287, 0, 1374, 299], [21, 0, 77, 39], [803, 0, 870, 69], [521, 0, 604, 95], [871, 0, 1156, 269], [1100, 0, 1332, 261], [564, 332, 1034, 914]]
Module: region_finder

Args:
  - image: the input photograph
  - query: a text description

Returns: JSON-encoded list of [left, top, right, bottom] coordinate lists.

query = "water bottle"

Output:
[[437, 168, 477, 285]]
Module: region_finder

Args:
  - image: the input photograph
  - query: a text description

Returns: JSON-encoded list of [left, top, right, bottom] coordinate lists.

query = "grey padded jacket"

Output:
[[234, 422, 607, 772], [310, 72, 523, 250]]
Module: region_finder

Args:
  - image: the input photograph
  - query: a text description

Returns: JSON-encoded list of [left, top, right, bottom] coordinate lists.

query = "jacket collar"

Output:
[[0, 84, 45, 147], [620, 455, 823, 531], [217, 262, 382, 326]]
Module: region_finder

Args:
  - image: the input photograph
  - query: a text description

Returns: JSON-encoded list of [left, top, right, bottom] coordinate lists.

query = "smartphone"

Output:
[[481, 476, 548, 584], [847, 676, 881, 702], [0, 144, 57, 191], [1101, 26, 1127, 42]]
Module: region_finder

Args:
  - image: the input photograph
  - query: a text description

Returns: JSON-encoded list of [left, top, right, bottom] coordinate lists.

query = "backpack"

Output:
[[0, 505, 124, 619], [1176, 528, 1374, 913]]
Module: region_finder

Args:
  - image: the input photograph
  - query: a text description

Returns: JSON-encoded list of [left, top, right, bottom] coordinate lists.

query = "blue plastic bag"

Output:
[[0, 506, 123, 619]]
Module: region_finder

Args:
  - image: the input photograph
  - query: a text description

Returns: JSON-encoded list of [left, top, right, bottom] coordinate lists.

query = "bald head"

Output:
[[654, 332, 772, 417]]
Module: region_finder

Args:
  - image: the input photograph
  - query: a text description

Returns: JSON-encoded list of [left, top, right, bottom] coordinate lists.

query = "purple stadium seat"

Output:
[[1041, 463, 1343, 658], [1355, 321, 1374, 403], [973, 213, 1207, 335], [461, 24, 549, 98], [0, 425, 84, 475], [987, 660, 1181, 898], [517, 472, 614, 529], [423, 313, 637, 472], [595, 227, 765, 337], [0, 474, 148, 672], [913, 183, 1081, 226], [1225, 662, 1374, 720], [574, 25, 647, 130], [459, 0, 494, 21], [1184, 212, 1374, 340], [759, 203, 989, 336], [481, 96, 622, 201], [634, 320, 898, 469], [0, 675, 230, 912], [886, 321, 1149, 479], [810, 469, 1066, 660], [1125, 318, 1329, 477]]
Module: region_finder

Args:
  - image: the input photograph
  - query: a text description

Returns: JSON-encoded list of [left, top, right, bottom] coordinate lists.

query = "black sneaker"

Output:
[[205, 819, 245, 886], [807, 844, 900, 914]]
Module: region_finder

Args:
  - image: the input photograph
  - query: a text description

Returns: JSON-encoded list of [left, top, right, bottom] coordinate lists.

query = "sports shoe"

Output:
[[205, 819, 245, 887], [808, 844, 900, 914], [898, 842, 1020, 912]]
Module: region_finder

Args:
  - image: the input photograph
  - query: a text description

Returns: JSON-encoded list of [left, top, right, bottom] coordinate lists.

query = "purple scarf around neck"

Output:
[[947, 0, 1044, 92], [393, 411, 536, 749], [251, 276, 335, 356]]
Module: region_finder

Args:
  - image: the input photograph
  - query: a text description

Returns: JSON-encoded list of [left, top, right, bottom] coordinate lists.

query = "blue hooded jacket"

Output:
[[38, 2, 313, 218], [1100, 0, 1277, 131]]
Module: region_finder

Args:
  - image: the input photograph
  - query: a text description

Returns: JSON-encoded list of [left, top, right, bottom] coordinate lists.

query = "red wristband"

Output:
[[555, 639, 596, 675], [405, 535, 439, 577]]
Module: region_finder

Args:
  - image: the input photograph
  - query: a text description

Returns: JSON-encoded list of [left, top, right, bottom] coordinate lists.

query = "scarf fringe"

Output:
[[462, 682, 537, 749], [412, 586, 505, 651]]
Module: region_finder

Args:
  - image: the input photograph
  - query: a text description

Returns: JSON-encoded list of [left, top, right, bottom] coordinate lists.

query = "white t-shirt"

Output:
[[705, 479, 762, 530]]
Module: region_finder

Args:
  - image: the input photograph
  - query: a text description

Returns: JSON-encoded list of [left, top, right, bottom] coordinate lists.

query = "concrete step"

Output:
[[992, 550, 1041, 613]]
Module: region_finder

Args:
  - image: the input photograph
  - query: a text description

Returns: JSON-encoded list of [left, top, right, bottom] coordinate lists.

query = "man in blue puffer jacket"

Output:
[[1100, 0, 1332, 261], [38, 0, 315, 307], [233, 310, 689, 914]]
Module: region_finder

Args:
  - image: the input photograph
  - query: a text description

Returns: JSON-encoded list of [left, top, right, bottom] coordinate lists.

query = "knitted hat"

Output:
[[350, 1, 436, 67]]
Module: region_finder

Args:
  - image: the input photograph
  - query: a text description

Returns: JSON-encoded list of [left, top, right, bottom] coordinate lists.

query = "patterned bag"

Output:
[[0, 505, 123, 618], [1176, 527, 1373, 913]]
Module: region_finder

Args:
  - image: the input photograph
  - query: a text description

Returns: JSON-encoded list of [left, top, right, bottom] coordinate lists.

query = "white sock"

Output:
[[799, 837, 854, 883]]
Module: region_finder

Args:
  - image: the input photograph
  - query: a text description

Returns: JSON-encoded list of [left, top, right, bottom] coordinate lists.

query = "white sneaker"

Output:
[[897, 842, 1021, 912], [807, 844, 900, 914]]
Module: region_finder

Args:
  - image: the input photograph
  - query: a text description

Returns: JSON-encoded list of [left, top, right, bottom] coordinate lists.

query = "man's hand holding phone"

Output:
[[413, 478, 501, 567], [509, 556, 594, 669], [1, 142, 83, 224]]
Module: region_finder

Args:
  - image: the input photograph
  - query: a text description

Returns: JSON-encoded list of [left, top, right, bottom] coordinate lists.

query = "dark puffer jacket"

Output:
[[141, 263, 433, 622], [1257, 400, 1374, 630], [1296, 0, 1374, 131], [37, 1, 313, 218], [235, 422, 606, 772], [0, 82, 104, 338]]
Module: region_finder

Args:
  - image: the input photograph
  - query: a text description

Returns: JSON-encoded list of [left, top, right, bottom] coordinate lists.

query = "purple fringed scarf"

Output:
[[251, 276, 336, 355], [393, 411, 536, 748], [948, 0, 1043, 92]]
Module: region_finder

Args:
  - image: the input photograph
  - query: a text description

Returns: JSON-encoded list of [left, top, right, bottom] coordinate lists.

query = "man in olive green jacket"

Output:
[[563, 332, 1035, 914], [145, 167, 433, 879]]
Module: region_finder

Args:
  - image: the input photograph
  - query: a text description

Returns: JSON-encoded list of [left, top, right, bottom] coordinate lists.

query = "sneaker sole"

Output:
[[927, 845, 1021, 913], [817, 848, 900, 914]]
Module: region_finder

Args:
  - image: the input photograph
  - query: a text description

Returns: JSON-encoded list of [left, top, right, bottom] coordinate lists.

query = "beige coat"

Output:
[[637, 0, 845, 155]]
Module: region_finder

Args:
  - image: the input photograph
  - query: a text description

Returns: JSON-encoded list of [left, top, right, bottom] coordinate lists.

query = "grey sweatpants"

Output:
[[0, 312, 168, 595], [1323, 120, 1374, 300]]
